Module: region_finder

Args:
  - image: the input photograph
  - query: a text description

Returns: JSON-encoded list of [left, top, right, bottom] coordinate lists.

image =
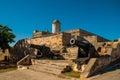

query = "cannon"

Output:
[[70, 38, 98, 70], [28, 44, 54, 58], [70, 38, 92, 58]]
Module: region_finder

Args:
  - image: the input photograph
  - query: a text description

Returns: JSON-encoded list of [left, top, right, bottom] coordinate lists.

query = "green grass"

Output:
[[62, 71, 81, 78], [0, 67, 17, 73]]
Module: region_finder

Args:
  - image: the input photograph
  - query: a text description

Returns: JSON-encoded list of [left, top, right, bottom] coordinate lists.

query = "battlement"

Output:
[[33, 31, 51, 38]]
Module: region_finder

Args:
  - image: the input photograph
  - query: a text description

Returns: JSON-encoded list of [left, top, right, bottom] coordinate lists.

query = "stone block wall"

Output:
[[84, 36, 109, 48], [30, 32, 71, 48], [65, 29, 109, 45], [84, 36, 98, 46], [32, 29, 109, 48]]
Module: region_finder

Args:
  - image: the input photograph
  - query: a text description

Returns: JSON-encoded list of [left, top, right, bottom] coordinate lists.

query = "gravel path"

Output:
[[0, 69, 70, 80]]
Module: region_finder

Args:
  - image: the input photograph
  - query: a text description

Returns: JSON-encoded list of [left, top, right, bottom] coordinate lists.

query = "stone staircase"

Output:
[[29, 59, 72, 75]]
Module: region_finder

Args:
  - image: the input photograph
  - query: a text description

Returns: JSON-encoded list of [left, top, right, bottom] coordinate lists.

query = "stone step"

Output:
[[36, 64, 62, 72], [36, 61, 68, 68], [34, 63, 65, 70], [35, 59, 70, 63], [36, 61, 68, 65], [29, 65, 62, 74], [33, 61, 68, 70], [30, 60, 71, 75], [35, 60, 69, 67]]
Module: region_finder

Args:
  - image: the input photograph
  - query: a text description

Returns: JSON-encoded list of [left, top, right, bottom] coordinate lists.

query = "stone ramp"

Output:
[[29, 59, 71, 75]]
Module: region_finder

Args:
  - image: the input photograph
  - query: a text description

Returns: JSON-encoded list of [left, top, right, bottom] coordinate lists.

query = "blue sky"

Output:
[[0, 0, 120, 46]]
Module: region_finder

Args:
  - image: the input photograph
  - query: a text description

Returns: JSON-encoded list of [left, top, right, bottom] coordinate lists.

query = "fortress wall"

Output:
[[32, 29, 109, 47], [64, 29, 109, 42], [30, 32, 71, 47], [31, 34, 62, 46], [84, 35, 109, 48], [10, 33, 71, 62], [84, 36, 98, 46]]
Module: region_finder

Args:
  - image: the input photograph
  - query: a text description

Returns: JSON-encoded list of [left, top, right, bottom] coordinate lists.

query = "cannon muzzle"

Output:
[[70, 38, 76, 45]]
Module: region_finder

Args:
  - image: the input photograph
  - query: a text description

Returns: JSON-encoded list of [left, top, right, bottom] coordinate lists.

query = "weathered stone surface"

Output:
[[0, 69, 76, 80], [30, 59, 72, 75]]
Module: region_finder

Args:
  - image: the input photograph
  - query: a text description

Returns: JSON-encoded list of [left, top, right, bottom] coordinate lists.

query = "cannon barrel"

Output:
[[70, 38, 90, 48], [28, 44, 54, 58], [28, 44, 45, 50]]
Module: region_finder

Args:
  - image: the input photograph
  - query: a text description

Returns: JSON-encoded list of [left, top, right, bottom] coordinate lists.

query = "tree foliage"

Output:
[[0, 25, 16, 51]]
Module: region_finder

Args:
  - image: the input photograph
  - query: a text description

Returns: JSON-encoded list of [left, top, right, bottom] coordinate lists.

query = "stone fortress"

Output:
[[9, 20, 120, 80]]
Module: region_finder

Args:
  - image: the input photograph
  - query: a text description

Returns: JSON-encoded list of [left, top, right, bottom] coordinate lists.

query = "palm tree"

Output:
[[0, 25, 16, 51]]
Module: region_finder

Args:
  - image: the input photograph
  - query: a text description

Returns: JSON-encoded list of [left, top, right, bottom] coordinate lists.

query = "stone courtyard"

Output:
[[0, 69, 79, 80]]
